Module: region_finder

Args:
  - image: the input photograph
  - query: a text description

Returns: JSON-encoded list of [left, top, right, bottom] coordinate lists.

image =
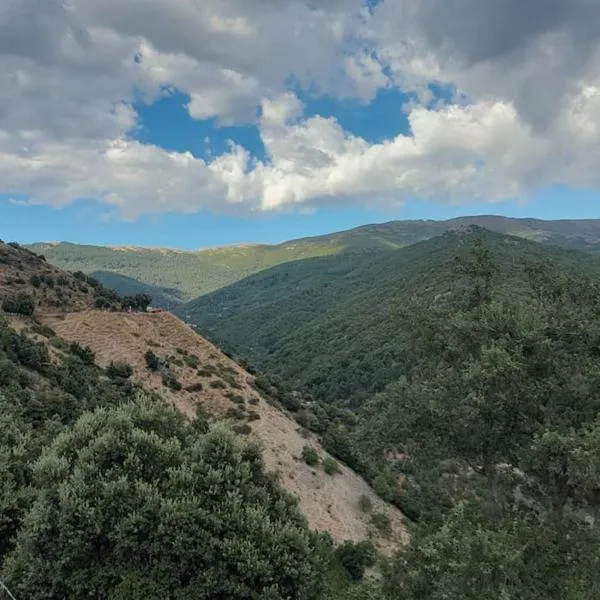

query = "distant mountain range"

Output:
[[27, 216, 600, 305]]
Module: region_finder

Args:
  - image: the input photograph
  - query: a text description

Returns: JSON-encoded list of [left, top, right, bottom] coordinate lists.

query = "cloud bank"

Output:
[[1, 0, 599, 217]]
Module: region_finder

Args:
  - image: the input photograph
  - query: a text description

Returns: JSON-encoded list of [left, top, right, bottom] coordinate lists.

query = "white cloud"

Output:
[[1, 0, 600, 218]]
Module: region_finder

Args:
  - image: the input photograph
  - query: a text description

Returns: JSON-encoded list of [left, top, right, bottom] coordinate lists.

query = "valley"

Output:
[[4, 222, 600, 599]]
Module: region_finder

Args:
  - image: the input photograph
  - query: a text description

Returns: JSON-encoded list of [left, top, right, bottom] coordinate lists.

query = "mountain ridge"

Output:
[[25, 216, 600, 304]]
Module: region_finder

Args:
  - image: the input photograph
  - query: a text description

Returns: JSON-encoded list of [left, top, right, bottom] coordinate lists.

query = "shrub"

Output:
[[248, 397, 259, 406], [232, 423, 252, 435], [2, 293, 35, 316], [209, 379, 227, 390], [370, 512, 391, 537], [226, 392, 245, 405], [323, 456, 341, 475], [358, 494, 373, 514], [301, 445, 319, 467], [30, 323, 55, 338], [185, 382, 204, 393], [197, 368, 213, 377], [372, 472, 397, 502], [162, 373, 182, 391], [334, 540, 376, 581], [69, 342, 95, 365], [247, 411, 261, 422], [224, 407, 246, 421], [106, 361, 133, 380], [144, 349, 159, 371], [29, 274, 41, 288], [184, 354, 199, 369]]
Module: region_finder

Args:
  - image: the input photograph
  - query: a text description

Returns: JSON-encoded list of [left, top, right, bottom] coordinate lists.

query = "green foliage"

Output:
[[2, 398, 325, 599], [69, 341, 95, 365], [334, 540, 376, 581], [247, 410, 261, 422], [184, 353, 200, 368], [302, 445, 319, 466], [209, 379, 227, 389], [121, 293, 152, 311], [323, 456, 341, 475], [185, 229, 600, 409], [144, 349, 159, 371], [370, 513, 391, 537], [2, 293, 35, 316], [27, 218, 600, 305], [162, 373, 182, 391], [0, 318, 143, 565], [106, 361, 133, 380], [185, 381, 204, 393]]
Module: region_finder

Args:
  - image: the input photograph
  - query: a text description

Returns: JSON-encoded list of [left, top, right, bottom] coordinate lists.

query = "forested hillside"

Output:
[[27, 216, 600, 304], [181, 228, 600, 407], [3, 231, 600, 598], [187, 231, 600, 598]]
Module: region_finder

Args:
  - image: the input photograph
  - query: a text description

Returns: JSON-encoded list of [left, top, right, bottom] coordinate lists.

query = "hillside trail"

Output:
[[39, 309, 407, 551]]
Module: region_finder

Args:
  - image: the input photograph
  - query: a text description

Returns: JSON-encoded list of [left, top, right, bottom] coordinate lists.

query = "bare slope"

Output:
[[40, 310, 406, 550]]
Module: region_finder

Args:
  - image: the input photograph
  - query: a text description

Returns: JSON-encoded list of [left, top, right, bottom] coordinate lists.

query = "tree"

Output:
[[334, 541, 376, 581], [2, 396, 324, 599]]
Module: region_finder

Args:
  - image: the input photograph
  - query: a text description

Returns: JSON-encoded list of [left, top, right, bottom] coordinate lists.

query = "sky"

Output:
[[1, 0, 600, 248]]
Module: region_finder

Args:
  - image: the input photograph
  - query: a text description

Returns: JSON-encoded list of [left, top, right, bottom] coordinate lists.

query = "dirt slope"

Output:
[[41, 310, 406, 550]]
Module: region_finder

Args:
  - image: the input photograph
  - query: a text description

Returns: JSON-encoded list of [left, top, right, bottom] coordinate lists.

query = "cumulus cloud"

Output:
[[0, 0, 600, 218]]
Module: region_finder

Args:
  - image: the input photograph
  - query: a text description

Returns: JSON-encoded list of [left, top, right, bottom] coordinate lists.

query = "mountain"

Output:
[[0, 240, 122, 313], [0, 240, 405, 553], [179, 227, 600, 408], [27, 240, 340, 302], [26, 216, 600, 302]]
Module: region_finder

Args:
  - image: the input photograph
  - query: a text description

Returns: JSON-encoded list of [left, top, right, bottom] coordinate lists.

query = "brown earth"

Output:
[[41, 310, 407, 550]]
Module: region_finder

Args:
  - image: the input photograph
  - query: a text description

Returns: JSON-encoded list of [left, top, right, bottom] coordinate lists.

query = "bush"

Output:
[[225, 407, 246, 421], [358, 494, 373, 514], [323, 456, 341, 475], [144, 349, 159, 371], [334, 540, 377, 581], [301, 445, 319, 466], [226, 392, 245, 405], [233, 423, 252, 435], [370, 512, 391, 536], [30, 323, 55, 338], [2, 293, 35, 316], [247, 411, 261, 422], [162, 373, 182, 391], [210, 379, 227, 390], [185, 382, 204, 393], [106, 361, 133, 380], [69, 342, 95, 365], [184, 354, 199, 368]]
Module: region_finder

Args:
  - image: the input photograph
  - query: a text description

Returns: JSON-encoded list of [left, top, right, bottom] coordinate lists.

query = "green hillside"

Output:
[[90, 270, 181, 308], [27, 216, 600, 302], [180, 228, 600, 407]]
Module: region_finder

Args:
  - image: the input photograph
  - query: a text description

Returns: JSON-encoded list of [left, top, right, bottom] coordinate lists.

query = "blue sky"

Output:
[[1, 1, 598, 248]]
